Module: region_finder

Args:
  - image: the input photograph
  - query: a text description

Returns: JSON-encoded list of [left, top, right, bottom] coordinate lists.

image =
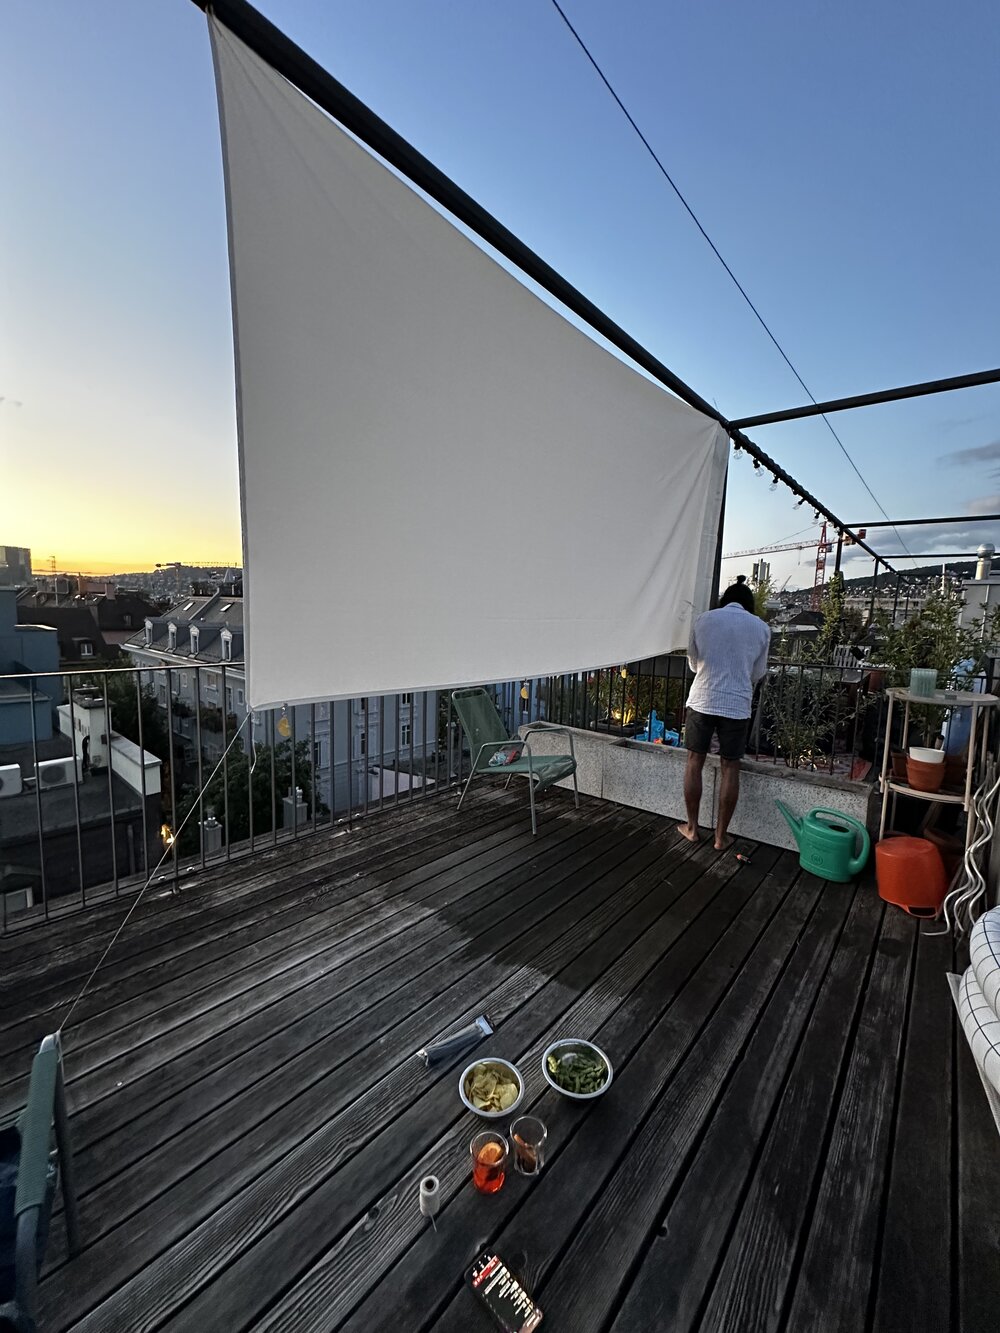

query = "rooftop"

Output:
[[1, 785, 996, 1332]]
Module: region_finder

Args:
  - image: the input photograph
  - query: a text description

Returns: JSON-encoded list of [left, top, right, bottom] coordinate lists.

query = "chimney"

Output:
[[976, 543, 995, 582]]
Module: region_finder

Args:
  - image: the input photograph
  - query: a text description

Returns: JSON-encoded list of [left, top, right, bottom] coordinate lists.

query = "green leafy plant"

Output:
[[759, 665, 840, 770], [870, 585, 1000, 747], [173, 738, 321, 853], [872, 585, 1000, 688]]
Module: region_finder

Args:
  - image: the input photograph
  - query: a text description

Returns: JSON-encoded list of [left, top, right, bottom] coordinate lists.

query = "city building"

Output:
[[0, 588, 60, 745], [121, 580, 435, 817], [0, 545, 32, 588], [16, 577, 163, 665], [958, 543, 1000, 631]]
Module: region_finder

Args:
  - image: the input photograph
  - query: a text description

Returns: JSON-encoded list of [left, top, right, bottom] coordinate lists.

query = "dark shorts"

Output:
[[685, 708, 749, 761]]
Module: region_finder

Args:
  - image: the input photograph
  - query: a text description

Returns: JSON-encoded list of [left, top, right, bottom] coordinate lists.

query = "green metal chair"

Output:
[[0, 1035, 79, 1333], [451, 688, 579, 835]]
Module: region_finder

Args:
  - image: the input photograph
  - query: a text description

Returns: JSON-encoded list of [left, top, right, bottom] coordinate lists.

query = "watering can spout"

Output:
[[775, 800, 803, 847]]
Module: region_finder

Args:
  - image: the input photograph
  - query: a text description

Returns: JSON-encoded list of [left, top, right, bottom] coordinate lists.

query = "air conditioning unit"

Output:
[[0, 764, 22, 799], [4, 887, 33, 915], [35, 756, 83, 789]]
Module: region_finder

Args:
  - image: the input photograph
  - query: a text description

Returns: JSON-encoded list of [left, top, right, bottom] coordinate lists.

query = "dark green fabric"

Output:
[[13, 1050, 56, 1216], [451, 688, 509, 763], [476, 756, 576, 788]]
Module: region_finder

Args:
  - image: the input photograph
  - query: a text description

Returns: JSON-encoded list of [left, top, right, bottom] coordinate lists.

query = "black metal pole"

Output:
[[842, 513, 1000, 529], [195, 0, 892, 572], [834, 532, 844, 575], [867, 561, 879, 626], [730, 368, 1000, 430], [710, 476, 728, 608]]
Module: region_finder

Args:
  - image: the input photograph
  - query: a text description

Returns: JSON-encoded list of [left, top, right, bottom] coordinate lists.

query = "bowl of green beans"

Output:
[[542, 1039, 613, 1100]]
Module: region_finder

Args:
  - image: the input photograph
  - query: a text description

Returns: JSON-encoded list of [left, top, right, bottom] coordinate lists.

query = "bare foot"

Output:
[[677, 822, 700, 843], [714, 833, 734, 851]]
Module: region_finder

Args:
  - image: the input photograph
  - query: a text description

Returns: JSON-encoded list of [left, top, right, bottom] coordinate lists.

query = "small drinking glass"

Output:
[[510, 1116, 547, 1176], [471, 1131, 509, 1194]]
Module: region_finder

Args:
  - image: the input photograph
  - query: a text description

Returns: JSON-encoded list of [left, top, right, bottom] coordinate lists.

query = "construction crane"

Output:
[[723, 538, 824, 559], [724, 525, 836, 608]]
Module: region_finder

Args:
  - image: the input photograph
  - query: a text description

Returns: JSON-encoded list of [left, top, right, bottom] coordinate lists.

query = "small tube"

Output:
[[418, 1014, 493, 1067], [419, 1175, 440, 1217]]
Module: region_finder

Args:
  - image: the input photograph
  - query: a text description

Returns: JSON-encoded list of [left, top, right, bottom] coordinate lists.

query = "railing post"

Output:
[[195, 667, 205, 871], [28, 678, 48, 919], [269, 716, 278, 847], [133, 670, 149, 883], [67, 680, 86, 903], [221, 665, 231, 860], [164, 669, 179, 891], [101, 670, 120, 895]]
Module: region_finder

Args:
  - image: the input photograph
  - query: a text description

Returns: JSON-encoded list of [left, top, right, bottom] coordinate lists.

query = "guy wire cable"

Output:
[[56, 709, 253, 1038], [548, 0, 922, 568]]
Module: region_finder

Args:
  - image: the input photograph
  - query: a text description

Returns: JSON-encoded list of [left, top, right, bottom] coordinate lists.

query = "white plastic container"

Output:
[[908, 746, 945, 764]]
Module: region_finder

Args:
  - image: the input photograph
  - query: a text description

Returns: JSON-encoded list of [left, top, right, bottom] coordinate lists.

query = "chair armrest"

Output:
[[520, 724, 576, 761], [14, 1048, 57, 1218]]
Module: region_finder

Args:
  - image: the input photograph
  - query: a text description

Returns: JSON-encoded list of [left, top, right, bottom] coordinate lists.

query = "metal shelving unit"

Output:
[[878, 686, 999, 840]]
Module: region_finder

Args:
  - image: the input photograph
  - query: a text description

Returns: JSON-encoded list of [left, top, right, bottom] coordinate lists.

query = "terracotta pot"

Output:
[[890, 751, 908, 781], [906, 756, 945, 793]]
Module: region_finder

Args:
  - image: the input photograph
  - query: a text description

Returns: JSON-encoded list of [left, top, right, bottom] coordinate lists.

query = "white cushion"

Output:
[[970, 906, 1000, 1019], [959, 964, 1000, 1095]]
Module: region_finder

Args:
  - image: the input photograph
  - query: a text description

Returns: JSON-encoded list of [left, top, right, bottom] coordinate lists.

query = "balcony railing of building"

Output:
[[504, 653, 884, 776], [0, 664, 470, 934], [3, 654, 993, 933]]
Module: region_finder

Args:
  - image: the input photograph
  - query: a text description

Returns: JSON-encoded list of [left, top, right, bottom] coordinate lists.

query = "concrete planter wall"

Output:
[[521, 723, 876, 852]]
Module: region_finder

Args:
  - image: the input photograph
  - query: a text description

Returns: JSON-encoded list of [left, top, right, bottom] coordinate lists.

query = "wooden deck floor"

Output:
[[1, 786, 998, 1332]]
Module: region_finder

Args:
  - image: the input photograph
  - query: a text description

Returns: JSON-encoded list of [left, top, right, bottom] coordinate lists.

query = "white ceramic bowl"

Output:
[[542, 1039, 613, 1101], [459, 1058, 524, 1119], [909, 746, 945, 764]]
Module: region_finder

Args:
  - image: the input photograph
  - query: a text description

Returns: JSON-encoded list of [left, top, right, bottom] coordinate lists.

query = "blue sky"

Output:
[[3, 0, 998, 583]]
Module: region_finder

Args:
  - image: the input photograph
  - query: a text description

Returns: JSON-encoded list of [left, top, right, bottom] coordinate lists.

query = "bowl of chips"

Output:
[[459, 1059, 524, 1118], [542, 1039, 613, 1100]]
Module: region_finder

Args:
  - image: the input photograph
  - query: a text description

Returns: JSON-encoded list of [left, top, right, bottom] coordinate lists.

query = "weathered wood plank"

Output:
[[870, 922, 954, 1333], [606, 879, 860, 1333], [696, 880, 886, 1333], [1, 803, 601, 1121], [259, 846, 786, 1332], [66, 803, 649, 1204], [352, 851, 805, 1333], [781, 901, 917, 1332], [0, 790, 519, 1028], [49, 814, 678, 1328], [0, 797, 530, 1055], [153, 836, 738, 1333], [488, 870, 825, 1333], [0, 786, 486, 968]]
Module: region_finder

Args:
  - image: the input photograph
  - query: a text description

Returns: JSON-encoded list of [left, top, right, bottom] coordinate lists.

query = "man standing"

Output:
[[678, 575, 770, 850]]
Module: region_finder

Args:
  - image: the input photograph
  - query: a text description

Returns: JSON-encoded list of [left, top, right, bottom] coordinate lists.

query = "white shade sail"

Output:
[[210, 17, 728, 709]]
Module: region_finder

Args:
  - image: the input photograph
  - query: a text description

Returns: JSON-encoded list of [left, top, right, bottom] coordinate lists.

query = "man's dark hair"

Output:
[[719, 574, 755, 613]]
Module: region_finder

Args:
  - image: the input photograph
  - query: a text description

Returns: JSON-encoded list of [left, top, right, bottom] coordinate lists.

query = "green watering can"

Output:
[[775, 802, 871, 882]]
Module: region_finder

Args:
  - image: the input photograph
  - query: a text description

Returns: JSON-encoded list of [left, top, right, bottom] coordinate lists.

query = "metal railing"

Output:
[[7, 655, 991, 933], [0, 664, 471, 934], [505, 654, 882, 778]]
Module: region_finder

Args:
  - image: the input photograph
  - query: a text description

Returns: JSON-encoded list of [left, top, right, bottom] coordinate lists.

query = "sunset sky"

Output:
[[3, 0, 999, 584]]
